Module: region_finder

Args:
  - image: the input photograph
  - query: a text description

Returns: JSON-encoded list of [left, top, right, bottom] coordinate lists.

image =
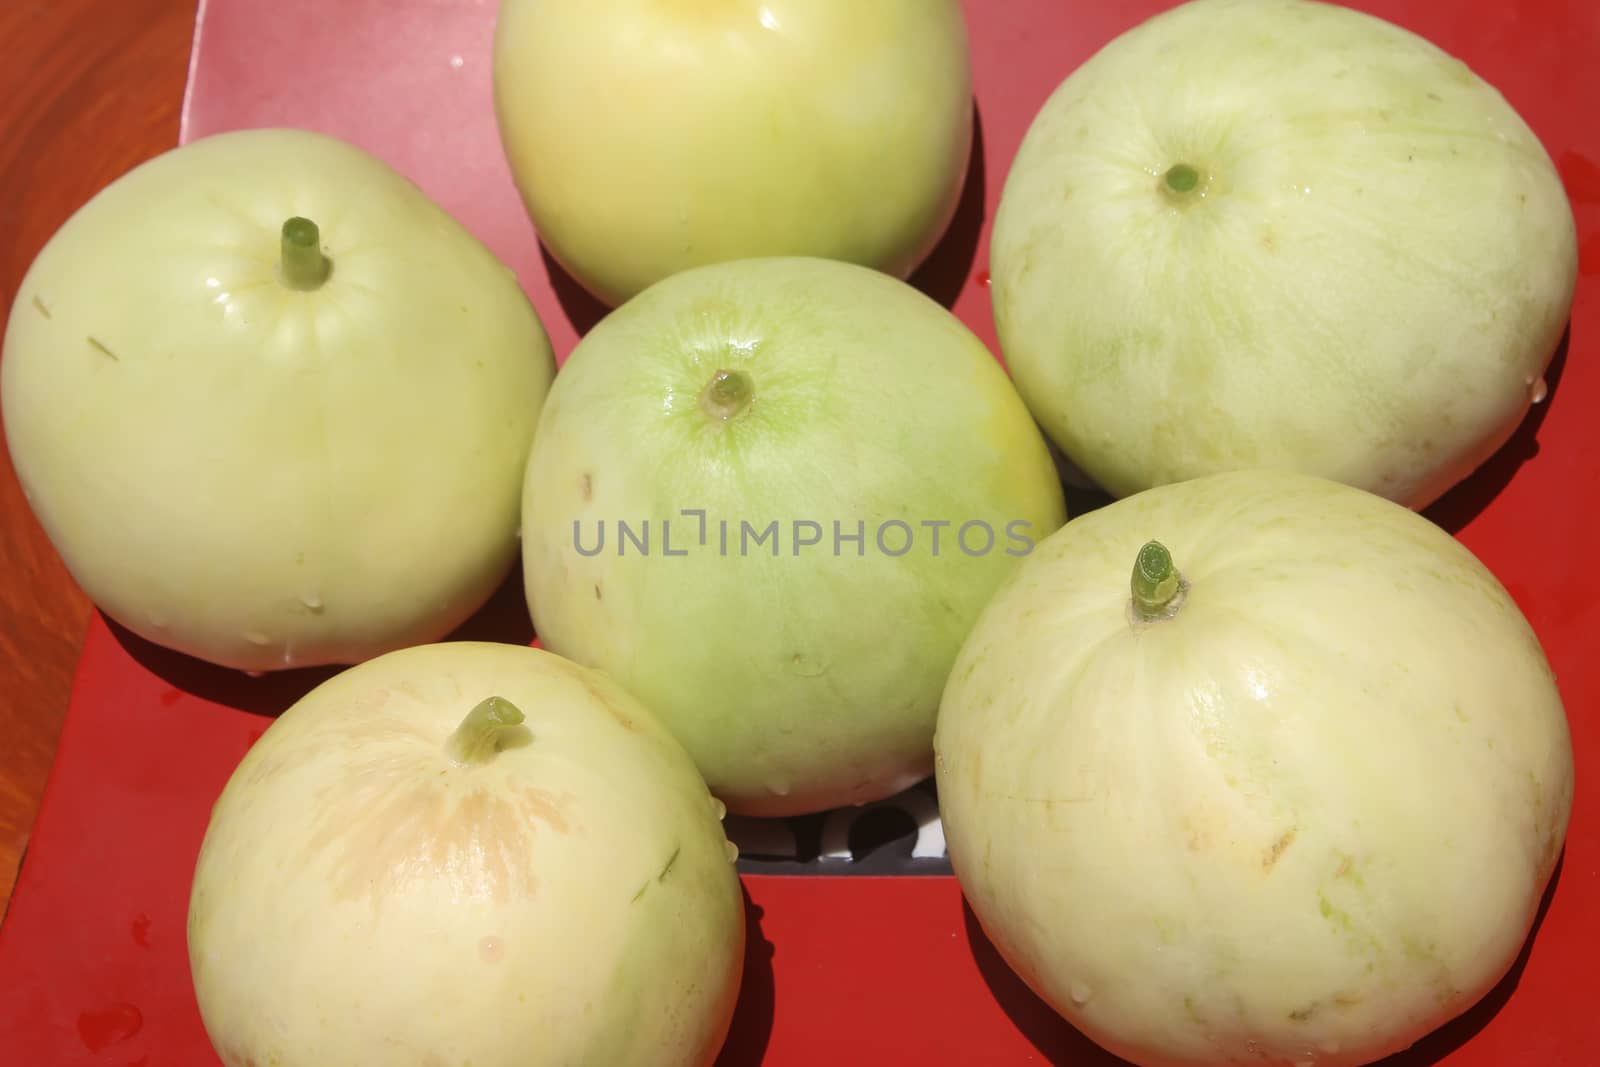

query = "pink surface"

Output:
[[1, 0, 1597, 1063]]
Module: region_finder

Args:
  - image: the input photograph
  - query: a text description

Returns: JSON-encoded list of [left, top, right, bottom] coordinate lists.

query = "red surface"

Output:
[[1, 0, 1597, 1063]]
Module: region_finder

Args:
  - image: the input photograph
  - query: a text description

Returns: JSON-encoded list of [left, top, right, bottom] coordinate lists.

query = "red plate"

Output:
[[1, 0, 1596, 1063]]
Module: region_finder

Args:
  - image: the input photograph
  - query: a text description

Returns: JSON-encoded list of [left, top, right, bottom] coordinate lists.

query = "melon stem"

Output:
[[699, 368, 754, 421], [1131, 541, 1184, 620], [446, 696, 526, 765], [1163, 164, 1201, 194], [280, 217, 330, 290]]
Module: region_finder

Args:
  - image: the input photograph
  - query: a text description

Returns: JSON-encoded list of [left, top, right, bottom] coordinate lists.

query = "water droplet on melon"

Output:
[[1070, 981, 1093, 1004], [723, 839, 740, 863], [244, 631, 270, 647], [1530, 376, 1548, 404], [709, 796, 727, 821]]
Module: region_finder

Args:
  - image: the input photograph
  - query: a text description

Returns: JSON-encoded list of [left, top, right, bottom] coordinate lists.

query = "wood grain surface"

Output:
[[0, 0, 198, 916]]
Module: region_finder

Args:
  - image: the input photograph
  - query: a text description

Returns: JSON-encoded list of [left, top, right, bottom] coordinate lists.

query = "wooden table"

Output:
[[0, 0, 198, 916]]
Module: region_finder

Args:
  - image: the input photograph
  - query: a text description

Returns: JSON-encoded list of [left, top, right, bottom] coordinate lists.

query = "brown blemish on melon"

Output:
[[1283, 991, 1362, 1024], [306, 775, 575, 904], [580, 473, 593, 501], [1263, 828, 1297, 870], [519, 785, 572, 833]]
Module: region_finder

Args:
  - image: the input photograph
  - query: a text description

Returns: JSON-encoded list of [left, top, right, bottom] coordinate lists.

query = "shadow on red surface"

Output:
[[1425, 323, 1571, 535], [716, 884, 779, 1067], [540, 241, 608, 340], [908, 102, 988, 312]]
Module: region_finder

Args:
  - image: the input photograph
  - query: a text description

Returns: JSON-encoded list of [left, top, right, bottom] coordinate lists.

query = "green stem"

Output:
[[1163, 164, 1201, 194], [280, 217, 330, 290], [699, 369, 754, 421], [445, 696, 525, 765], [1131, 540, 1183, 620]]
